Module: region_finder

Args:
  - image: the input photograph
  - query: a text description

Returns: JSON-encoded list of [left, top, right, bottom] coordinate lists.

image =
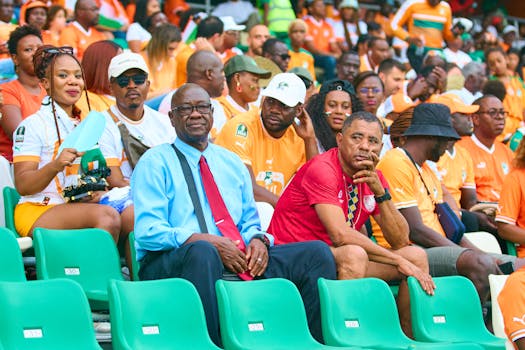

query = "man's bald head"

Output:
[[186, 50, 225, 98]]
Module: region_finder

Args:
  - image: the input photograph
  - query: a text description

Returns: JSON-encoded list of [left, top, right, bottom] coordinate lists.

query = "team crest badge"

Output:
[[14, 126, 25, 143], [363, 195, 376, 212], [236, 124, 248, 137]]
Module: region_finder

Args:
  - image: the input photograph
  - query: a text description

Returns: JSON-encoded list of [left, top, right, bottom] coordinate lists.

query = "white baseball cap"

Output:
[[220, 16, 245, 31], [503, 25, 518, 35], [108, 52, 149, 79], [261, 73, 306, 107], [339, 0, 359, 10]]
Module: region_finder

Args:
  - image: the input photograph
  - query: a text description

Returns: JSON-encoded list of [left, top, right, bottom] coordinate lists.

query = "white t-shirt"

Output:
[[328, 19, 367, 48], [13, 97, 81, 205], [126, 22, 151, 43], [443, 48, 472, 69], [99, 105, 176, 179]]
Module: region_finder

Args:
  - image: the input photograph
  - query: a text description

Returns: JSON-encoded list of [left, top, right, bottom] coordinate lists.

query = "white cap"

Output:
[[108, 52, 149, 79], [261, 73, 306, 107], [220, 16, 245, 31], [503, 25, 518, 35], [338, 0, 359, 9], [452, 17, 473, 33]]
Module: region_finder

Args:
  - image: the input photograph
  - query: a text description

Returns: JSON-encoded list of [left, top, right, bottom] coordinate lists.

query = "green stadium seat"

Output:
[[0, 227, 26, 282], [3, 186, 20, 235], [408, 275, 506, 350], [33, 227, 123, 310], [128, 231, 140, 281], [108, 278, 221, 350], [0, 279, 102, 350]]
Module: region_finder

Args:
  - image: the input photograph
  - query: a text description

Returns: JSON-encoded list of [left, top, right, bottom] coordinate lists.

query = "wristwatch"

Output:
[[374, 188, 391, 203], [251, 234, 270, 249]]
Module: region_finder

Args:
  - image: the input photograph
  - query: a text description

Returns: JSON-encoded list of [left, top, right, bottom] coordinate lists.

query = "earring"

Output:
[[236, 81, 242, 92]]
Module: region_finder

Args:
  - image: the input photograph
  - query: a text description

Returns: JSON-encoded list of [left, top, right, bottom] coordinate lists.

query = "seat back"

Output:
[[0, 227, 26, 282], [108, 278, 220, 350], [0, 279, 101, 350], [318, 277, 410, 347], [33, 228, 123, 310], [128, 231, 140, 281], [408, 276, 502, 344], [0, 155, 14, 227], [255, 202, 274, 231], [464, 232, 502, 254], [216, 278, 320, 350], [3, 186, 20, 235]]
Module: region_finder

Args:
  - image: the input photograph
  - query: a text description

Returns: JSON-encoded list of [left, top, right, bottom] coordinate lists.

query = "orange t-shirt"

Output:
[[0, 80, 47, 162], [175, 43, 195, 88], [436, 145, 476, 208], [456, 135, 514, 202], [498, 267, 525, 348], [499, 75, 525, 141], [59, 22, 107, 60], [496, 169, 525, 258], [303, 15, 336, 53], [288, 49, 317, 82], [374, 148, 445, 248]]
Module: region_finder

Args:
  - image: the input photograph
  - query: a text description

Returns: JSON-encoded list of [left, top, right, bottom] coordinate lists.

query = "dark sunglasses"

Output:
[[300, 77, 313, 89], [114, 74, 148, 88], [43, 46, 74, 55]]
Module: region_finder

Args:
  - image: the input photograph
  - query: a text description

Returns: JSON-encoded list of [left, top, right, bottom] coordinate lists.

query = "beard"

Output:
[[429, 139, 446, 162]]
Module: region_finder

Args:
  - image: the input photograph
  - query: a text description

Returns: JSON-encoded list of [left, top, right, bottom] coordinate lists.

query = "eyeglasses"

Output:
[[114, 74, 148, 88], [478, 109, 508, 118], [274, 53, 291, 60], [172, 103, 213, 116], [43, 46, 74, 55], [358, 87, 382, 94]]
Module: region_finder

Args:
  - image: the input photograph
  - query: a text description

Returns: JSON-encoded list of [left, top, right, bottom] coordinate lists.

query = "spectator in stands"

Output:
[[482, 79, 506, 102], [378, 58, 406, 98], [360, 36, 391, 73], [447, 61, 486, 104], [0, 25, 45, 162], [306, 78, 363, 152], [76, 40, 122, 117], [260, 0, 295, 40], [175, 15, 224, 88], [444, 35, 472, 69], [287, 19, 316, 82], [486, 47, 525, 141], [217, 16, 244, 63], [457, 95, 514, 203], [142, 23, 180, 98], [0, 0, 16, 62], [132, 82, 337, 346], [19, 0, 47, 31], [507, 48, 521, 76], [212, 0, 258, 29], [501, 25, 518, 52], [405, 64, 443, 103], [336, 50, 360, 84], [159, 50, 228, 138], [246, 24, 270, 58], [268, 111, 435, 336], [354, 71, 385, 116], [497, 138, 525, 258], [498, 266, 525, 349], [126, 0, 161, 53], [98, 51, 174, 270], [303, 0, 340, 81], [216, 55, 270, 121], [330, 0, 366, 52], [262, 38, 291, 72], [376, 102, 519, 307], [391, 0, 457, 73], [41, 5, 67, 47], [215, 73, 317, 207], [60, 0, 108, 60], [12, 45, 121, 241]]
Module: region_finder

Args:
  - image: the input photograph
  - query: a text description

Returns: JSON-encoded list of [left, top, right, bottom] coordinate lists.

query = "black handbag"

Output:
[[403, 149, 465, 244]]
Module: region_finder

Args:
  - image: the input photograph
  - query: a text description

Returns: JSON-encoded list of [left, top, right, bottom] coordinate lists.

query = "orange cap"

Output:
[[430, 93, 479, 114]]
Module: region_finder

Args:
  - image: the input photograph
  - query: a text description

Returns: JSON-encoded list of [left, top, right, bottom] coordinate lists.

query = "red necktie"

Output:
[[199, 156, 253, 280]]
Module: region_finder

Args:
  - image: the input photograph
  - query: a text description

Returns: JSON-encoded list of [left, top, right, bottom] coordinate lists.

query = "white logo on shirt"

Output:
[[477, 162, 486, 169]]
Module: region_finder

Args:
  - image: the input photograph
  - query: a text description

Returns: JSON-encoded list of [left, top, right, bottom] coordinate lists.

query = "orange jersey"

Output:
[[390, 0, 454, 49], [374, 148, 445, 248], [215, 95, 259, 121], [59, 22, 107, 60], [288, 49, 316, 82], [303, 15, 337, 53], [214, 110, 306, 196], [496, 169, 525, 258], [174, 43, 194, 88], [498, 75, 525, 141], [498, 267, 525, 348], [457, 135, 513, 202], [436, 145, 476, 207]]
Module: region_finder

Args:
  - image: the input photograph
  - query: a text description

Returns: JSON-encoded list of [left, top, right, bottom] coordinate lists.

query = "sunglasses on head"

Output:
[[43, 46, 74, 55], [114, 74, 148, 88]]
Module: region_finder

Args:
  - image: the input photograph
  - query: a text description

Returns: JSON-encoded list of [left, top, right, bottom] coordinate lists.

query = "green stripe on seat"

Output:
[[414, 19, 444, 30]]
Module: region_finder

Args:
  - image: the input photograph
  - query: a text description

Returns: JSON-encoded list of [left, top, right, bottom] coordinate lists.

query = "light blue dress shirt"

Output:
[[131, 138, 274, 261]]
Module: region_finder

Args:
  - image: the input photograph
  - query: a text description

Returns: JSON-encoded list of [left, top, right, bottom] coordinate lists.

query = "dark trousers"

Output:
[[139, 240, 336, 346]]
